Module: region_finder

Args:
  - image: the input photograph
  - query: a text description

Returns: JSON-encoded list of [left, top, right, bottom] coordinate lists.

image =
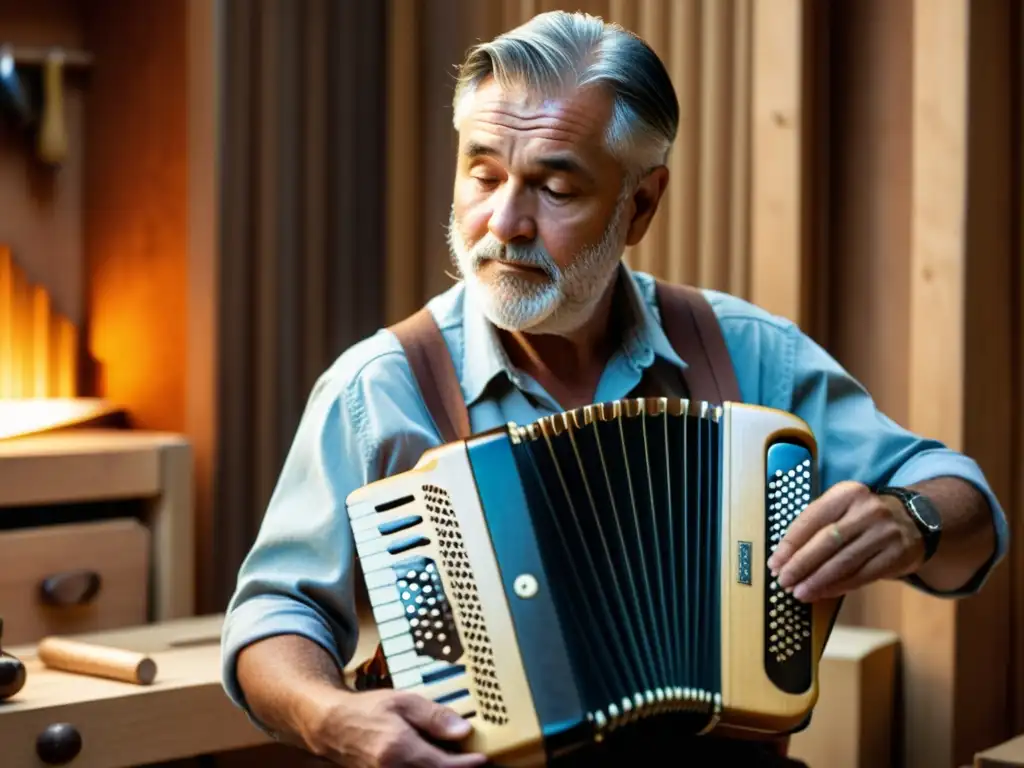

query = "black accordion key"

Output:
[[391, 555, 463, 663]]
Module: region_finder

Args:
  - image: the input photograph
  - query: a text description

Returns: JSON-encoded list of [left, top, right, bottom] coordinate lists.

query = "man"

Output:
[[221, 11, 1007, 768]]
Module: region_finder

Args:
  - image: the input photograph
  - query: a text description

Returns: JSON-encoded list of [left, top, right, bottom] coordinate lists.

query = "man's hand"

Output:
[[308, 688, 488, 768], [765, 481, 925, 602], [235, 634, 487, 768]]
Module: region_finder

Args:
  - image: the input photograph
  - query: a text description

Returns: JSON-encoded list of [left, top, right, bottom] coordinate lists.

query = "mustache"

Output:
[[469, 236, 557, 277]]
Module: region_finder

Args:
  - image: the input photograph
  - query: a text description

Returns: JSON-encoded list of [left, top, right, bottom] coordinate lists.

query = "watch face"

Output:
[[910, 494, 942, 531]]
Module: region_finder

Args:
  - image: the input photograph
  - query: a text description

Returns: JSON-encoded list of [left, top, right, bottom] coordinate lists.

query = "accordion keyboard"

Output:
[[350, 492, 477, 718]]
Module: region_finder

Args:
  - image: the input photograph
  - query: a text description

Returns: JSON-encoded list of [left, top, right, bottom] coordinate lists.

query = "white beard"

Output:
[[446, 192, 631, 336]]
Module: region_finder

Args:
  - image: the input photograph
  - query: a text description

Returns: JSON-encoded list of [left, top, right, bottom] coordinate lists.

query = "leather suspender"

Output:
[[388, 281, 740, 436], [388, 308, 471, 444], [653, 281, 741, 404], [353, 279, 740, 689]]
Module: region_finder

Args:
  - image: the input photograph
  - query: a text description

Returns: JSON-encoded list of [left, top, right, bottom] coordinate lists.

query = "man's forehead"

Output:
[[458, 79, 614, 146]]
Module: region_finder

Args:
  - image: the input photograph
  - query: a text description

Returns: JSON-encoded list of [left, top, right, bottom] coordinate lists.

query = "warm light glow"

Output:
[[0, 247, 78, 398], [0, 397, 120, 440], [0, 247, 113, 440]]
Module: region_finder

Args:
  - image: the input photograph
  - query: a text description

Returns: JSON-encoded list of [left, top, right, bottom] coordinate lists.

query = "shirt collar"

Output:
[[459, 263, 688, 407]]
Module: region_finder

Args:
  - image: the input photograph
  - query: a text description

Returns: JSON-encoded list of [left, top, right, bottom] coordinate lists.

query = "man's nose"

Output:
[[487, 185, 536, 244]]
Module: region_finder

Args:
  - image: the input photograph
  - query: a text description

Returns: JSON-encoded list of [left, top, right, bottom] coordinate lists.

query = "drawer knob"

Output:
[[39, 570, 102, 607], [0, 618, 27, 701], [36, 723, 82, 764]]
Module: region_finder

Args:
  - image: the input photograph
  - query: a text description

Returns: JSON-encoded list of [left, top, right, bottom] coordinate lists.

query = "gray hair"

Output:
[[452, 11, 679, 178]]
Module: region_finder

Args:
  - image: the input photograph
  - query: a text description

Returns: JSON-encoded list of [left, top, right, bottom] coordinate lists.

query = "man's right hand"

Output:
[[307, 688, 488, 768], [234, 634, 487, 768]]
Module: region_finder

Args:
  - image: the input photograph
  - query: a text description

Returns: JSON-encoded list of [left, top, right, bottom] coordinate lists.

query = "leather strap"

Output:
[[353, 307, 472, 690], [389, 307, 472, 443], [654, 280, 741, 405]]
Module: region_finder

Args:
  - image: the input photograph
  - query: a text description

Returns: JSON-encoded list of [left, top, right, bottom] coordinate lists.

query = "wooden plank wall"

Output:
[[2, 0, 1018, 766], [902, 2, 1013, 765]]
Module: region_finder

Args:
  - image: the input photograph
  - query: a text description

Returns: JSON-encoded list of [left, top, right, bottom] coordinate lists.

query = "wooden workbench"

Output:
[[0, 613, 898, 767], [0, 614, 380, 767]]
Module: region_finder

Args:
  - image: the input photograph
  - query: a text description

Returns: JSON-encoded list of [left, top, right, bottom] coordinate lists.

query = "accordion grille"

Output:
[[765, 450, 815, 688], [422, 483, 509, 724]]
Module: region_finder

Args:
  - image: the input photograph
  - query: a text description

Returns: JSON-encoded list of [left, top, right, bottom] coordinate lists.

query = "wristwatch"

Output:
[[876, 486, 942, 562]]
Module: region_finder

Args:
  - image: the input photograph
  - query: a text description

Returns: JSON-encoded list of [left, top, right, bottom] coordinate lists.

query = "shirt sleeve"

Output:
[[219, 340, 441, 726], [779, 325, 1009, 598]]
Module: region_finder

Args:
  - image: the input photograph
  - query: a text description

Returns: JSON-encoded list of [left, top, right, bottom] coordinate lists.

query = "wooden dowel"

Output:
[[37, 637, 157, 685]]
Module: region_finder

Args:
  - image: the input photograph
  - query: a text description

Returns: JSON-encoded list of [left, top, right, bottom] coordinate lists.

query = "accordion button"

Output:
[[513, 574, 539, 599]]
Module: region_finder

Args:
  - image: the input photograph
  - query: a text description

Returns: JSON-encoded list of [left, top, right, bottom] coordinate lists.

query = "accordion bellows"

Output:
[[345, 397, 842, 766]]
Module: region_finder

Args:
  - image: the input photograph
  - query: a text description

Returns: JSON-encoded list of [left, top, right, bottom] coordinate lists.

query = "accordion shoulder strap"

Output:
[[389, 307, 472, 443], [654, 280, 741, 404], [355, 307, 470, 690]]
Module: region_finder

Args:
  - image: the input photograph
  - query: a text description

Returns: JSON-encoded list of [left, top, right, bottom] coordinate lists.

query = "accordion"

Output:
[[345, 397, 841, 765]]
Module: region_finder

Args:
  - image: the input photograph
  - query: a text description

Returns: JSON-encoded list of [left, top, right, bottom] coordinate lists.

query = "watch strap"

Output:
[[876, 486, 941, 561]]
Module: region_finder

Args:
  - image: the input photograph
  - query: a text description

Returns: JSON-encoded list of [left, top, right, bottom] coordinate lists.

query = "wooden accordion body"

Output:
[[345, 398, 842, 766]]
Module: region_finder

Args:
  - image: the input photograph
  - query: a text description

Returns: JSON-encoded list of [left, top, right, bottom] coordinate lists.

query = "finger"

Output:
[[413, 743, 489, 768], [790, 525, 890, 602], [776, 510, 872, 592], [768, 482, 865, 572], [403, 738, 489, 768], [812, 545, 901, 600], [393, 694, 474, 741]]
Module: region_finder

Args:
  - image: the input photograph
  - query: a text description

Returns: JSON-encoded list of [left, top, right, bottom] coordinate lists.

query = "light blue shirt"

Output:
[[220, 265, 1008, 718]]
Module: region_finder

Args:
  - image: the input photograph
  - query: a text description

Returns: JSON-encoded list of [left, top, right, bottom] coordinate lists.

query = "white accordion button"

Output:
[[513, 574, 539, 599]]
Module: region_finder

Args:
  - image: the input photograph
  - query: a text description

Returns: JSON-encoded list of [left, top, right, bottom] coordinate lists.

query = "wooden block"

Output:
[[788, 624, 900, 768], [0, 429, 169, 505], [975, 734, 1024, 767]]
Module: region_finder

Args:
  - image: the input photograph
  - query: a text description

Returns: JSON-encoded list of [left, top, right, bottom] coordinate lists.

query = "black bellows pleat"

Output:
[[511, 400, 723, 740]]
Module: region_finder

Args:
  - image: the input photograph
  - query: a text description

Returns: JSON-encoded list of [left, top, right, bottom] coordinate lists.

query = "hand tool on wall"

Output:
[[36, 49, 67, 166]]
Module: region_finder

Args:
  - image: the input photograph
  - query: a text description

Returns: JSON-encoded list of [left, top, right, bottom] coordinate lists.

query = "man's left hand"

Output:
[[765, 481, 925, 602]]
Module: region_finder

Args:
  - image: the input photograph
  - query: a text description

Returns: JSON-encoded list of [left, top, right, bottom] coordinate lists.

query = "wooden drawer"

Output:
[[0, 519, 150, 645]]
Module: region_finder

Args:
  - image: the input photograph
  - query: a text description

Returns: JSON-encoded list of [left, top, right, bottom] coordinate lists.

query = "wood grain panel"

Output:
[[82, 0, 188, 432], [0, 431, 161, 505], [903, 5, 970, 765], [955, 0, 1015, 759], [826, 0, 913, 636], [385, 0, 423, 326], [749, 0, 808, 326], [901, 2, 1014, 766], [185, 0, 220, 619]]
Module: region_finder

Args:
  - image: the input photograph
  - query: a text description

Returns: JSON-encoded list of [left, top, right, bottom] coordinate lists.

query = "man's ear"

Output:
[[625, 166, 670, 247]]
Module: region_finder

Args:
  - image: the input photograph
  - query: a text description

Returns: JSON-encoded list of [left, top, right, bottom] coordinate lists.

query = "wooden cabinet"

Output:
[[0, 429, 193, 645], [0, 519, 150, 645]]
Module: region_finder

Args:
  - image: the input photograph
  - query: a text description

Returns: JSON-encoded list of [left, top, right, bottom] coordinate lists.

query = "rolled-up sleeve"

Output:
[[220, 335, 443, 726], [780, 326, 1009, 598], [220, 368, 364, 716]]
